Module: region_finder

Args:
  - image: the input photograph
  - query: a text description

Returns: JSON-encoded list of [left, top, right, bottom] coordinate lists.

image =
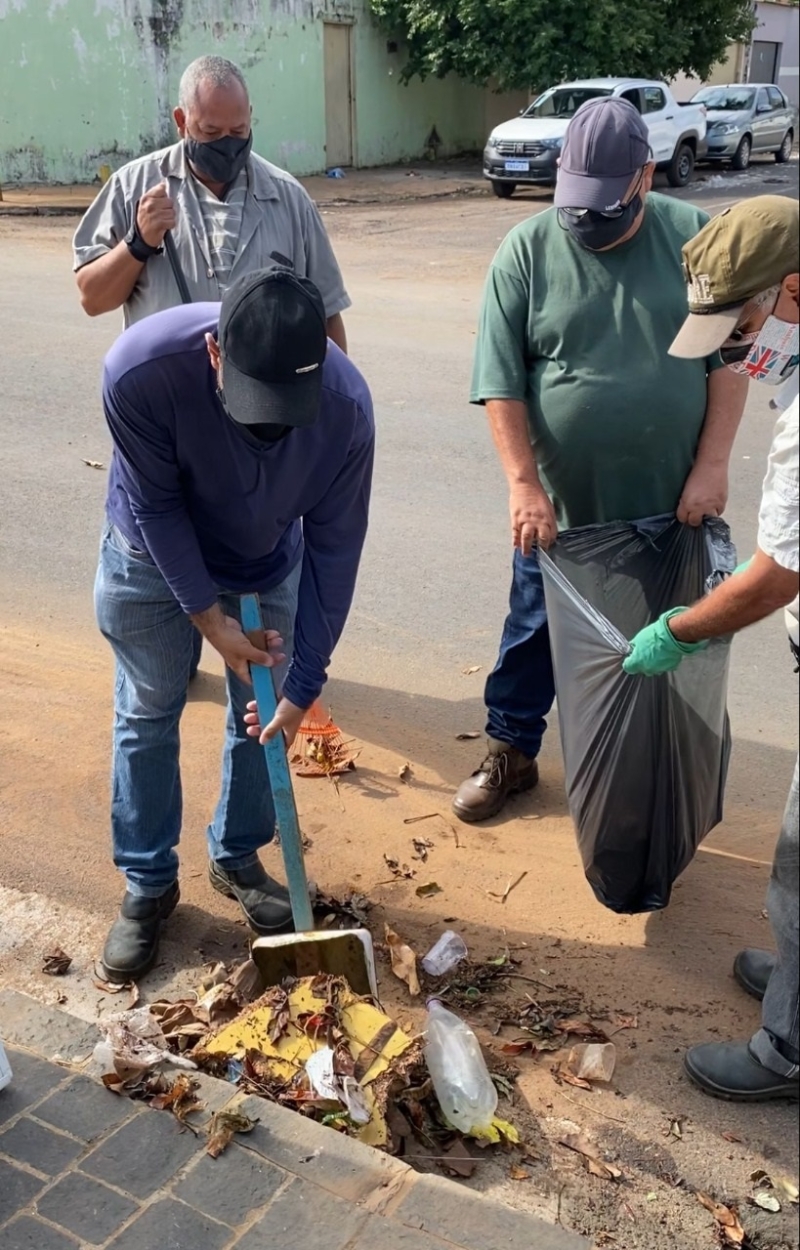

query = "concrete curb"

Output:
[[0, 989, 590, 1250]]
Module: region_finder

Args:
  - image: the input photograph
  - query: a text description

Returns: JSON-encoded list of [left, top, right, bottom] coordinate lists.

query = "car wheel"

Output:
[[775, 130, 793, 163], [492, 182, 516, 199], [731, 135, 752, 171], [666, 143, 695, 188]]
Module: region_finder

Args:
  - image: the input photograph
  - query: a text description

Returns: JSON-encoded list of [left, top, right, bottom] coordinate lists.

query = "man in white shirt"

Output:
[[625, 196, 799, 1102]]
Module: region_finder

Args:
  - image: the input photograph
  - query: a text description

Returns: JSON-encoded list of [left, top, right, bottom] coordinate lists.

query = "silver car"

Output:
[[692, 83, 797, 170]]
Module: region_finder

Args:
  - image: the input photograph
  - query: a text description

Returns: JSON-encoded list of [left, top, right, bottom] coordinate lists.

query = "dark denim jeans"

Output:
[[484, 548, 556, 759]]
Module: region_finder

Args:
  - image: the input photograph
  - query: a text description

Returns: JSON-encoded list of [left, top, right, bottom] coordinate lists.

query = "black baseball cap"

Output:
[[554, 96, 651, 212], [217, 267, 328, 428]]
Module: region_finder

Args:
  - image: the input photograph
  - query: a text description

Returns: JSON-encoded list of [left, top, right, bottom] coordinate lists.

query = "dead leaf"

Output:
[[93, 977, 132, 995], [553, 1065, 592, 1091], [776, 1177, 799, 1204], [383, 854, 415, 881], [384, 924, 421, 996], [267, 988, 292, 1045], [612, 1014, 638, 1032], [149, 1073, 204, 1125], [206, 1109, 256, 1158], [559, 1134, 622, 1182], [557, 1018, 610, 1042], [227, 959, 263, 1003], [411, 837, 434, 863], [127, 983, 141, 1010], [42, 948, 72, 976], [82, 458, 105, 469], [55, 992, 68, 1005], [197, 962, 229, 994], [403, 813, 439, 825], [501, 1040, 534, 1056], [749, 1169, 772, 1186], [721, 1131, 743, 1143], [441, 1139, 477, 1178], [697, 1194, 746, 1247], [455, 732, 481, 740], [751, 1192, 781, 1213], [668, 1118, 684, 1141], [509, 1165, 531, 1181], [415, 881, 443, 899], [398, 763, 413, 783], [461, 665, 482, 676]]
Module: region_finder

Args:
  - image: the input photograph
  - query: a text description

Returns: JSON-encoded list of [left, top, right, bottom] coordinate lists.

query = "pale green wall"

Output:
[[0, 0, 507, 184]]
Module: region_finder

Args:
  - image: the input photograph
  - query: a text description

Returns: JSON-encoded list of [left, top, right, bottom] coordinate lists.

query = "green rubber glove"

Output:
[[622, 609, 708, 677], [733, 557, 753, 576]]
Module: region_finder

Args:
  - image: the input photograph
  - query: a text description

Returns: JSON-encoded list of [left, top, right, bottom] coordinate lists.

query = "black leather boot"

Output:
[[209, 859, 295, 935], [101, 882, 180, 983]]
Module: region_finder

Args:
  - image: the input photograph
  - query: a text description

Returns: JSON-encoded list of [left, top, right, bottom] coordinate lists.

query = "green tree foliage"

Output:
[[369, 0, 758, 92]]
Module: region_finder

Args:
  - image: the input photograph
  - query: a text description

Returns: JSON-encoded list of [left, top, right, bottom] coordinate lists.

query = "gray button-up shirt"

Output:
[[72, 142, 350, 327]]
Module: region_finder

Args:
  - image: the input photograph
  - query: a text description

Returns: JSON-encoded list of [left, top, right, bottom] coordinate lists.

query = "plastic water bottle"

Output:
[[425, 1000, 497, 1133], [0, 1039, 12, 1092]]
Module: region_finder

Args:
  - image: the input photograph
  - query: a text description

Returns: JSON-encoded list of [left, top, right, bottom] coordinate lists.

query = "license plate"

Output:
[[504, 159, 530, 173]]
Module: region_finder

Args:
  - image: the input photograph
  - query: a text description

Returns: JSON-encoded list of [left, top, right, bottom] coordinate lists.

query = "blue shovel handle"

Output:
[[239, 594, 315, 933]]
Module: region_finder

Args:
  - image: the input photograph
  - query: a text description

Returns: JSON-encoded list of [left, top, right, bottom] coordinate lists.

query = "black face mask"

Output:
[[185, 131, 252, 184], [558, 191, 643, 252], [217, 386, 291, 443]]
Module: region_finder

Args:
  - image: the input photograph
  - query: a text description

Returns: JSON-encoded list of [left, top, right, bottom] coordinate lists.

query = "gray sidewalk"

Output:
[[0, 991, 589, 1250]]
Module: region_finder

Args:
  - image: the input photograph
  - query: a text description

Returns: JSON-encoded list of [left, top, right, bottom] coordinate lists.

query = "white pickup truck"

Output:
[[483, 78, 707, 198]]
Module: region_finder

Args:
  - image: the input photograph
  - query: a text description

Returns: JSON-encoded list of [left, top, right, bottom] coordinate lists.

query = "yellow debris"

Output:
[[204, 978, 414, 1147]]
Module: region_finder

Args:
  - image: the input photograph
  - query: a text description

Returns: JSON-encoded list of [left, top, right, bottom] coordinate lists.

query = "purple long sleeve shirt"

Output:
[[103, 303, 374, 708]]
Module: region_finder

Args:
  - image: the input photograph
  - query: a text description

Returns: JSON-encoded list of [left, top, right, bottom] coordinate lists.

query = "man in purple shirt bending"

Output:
[[95, 266, 374, 982]]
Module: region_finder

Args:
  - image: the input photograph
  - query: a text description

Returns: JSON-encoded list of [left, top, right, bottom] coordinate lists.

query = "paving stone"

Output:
[[0, 1158, 47, 1223], [177, 1071, 238, 1130], [0, 1216, 80, 1250], [0, 992, 97, 1065], [105, 1198, 231, 1250], [235, 1093, 409, 1202], [393, 1175, 590, 1250], [79, 1107, 201, 1198], [36, 1172, 139, 1245], [174, 1143, 283, 1225], [0, 1117, 83, 1176], [351, 1215, 453, 1249], [0, 1049, 66, 1126], [234, 1178, 368, 1250], [33, 1075, 136, 1143]]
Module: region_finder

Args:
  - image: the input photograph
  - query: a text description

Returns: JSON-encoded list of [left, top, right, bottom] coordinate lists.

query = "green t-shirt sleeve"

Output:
[[470, 261, 530, 405]]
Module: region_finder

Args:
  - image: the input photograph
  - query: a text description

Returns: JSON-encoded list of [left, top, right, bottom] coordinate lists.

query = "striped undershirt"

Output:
[[190, 168, 248, 291]]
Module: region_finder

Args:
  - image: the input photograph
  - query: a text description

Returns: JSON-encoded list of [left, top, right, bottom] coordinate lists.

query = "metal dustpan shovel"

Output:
[[240, 595, 378, 998]]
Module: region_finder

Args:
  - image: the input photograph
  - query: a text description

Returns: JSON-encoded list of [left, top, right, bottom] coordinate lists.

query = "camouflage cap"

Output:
[[670, 195, 800, 359]]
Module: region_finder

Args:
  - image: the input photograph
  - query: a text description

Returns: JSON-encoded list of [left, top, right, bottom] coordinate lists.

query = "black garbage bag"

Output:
[[540, 515, 736, 914]]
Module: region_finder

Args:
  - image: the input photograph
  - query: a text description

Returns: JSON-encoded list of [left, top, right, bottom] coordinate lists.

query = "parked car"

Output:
[[483, 78, 708, 198], [690, 83, 797, 170]]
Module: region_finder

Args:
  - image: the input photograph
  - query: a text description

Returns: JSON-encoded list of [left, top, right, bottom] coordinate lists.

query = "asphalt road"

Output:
[[1, 159, 798, 1248]]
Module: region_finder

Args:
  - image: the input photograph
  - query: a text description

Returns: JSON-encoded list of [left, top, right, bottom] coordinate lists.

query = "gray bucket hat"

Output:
[[554, 97, 651, 212]]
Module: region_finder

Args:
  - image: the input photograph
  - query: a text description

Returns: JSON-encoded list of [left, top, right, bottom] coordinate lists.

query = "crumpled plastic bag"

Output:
[[93, 1007, 197, 1082], [540, 515, 735, 914]]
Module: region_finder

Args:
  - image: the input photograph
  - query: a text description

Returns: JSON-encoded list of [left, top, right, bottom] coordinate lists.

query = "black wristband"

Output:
[[125, 217, 162, 263]]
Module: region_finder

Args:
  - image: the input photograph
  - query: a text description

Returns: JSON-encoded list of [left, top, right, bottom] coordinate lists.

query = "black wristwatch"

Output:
[[125, 217, 162, 263]]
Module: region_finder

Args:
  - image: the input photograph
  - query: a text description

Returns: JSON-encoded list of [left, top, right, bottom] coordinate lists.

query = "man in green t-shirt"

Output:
[[453, 97, 748, 824]]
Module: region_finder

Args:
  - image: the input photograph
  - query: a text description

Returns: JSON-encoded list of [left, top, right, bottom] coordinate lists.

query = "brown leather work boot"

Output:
[[452, 739, 539, 824]]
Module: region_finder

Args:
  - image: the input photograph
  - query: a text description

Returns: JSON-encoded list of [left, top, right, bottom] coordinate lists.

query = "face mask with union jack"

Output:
[[729, 315, 799, 386]]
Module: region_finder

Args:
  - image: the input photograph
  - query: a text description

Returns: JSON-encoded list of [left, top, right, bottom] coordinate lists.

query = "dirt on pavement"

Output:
[[1, 621, 798, 1250]]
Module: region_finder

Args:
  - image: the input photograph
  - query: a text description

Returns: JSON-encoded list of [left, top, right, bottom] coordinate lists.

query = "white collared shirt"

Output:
[[757, 374, 799, 645]]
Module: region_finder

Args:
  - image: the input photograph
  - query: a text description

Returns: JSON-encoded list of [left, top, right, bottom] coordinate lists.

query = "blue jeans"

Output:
[[485, 549, 555, 759], [94, 524, 300, 898], [751, 756, 800, 1076]]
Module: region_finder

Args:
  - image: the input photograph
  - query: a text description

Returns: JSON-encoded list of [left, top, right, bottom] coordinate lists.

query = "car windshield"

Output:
[[693, 87, 755, 111], [524, 87, 613, 119]]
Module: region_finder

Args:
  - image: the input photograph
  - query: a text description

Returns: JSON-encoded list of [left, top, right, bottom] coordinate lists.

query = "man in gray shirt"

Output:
[[72, 55, 350, 352]]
